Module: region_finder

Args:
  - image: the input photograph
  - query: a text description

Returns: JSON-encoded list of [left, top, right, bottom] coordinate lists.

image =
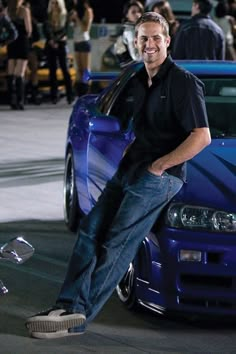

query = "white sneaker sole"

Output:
[[30, 329, 85, 339], [26, 313, 86, 334]]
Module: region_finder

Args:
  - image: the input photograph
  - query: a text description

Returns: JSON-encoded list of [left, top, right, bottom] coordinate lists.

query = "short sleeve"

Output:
[[172, 71, 209, 132]]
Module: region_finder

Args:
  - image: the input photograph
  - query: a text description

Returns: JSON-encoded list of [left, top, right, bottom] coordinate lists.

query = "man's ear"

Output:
[[134, 37, 138, 48], [166, 35, 171, 48]]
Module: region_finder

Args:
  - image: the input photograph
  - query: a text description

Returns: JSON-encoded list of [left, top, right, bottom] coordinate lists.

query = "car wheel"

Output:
[[64, 150, 81, 232], [116, 262, 138, 310]]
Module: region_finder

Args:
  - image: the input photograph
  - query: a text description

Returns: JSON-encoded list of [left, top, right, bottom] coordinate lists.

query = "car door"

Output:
[[87, 71, 136, 207]]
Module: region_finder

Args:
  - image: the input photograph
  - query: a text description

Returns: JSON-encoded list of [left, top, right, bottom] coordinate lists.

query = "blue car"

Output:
[[64, 60, 236, 318]]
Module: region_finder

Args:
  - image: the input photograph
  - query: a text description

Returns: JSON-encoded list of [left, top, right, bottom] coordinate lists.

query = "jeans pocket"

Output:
[[145, 170, 166, 178]]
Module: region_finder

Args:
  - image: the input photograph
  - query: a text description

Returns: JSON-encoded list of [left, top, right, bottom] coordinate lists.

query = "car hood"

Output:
[[175, 138, 236, 212]]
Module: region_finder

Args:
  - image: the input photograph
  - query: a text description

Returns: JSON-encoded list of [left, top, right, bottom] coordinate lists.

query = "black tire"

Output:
[[63, 150, 82, 232], [116, 262, 138, 310]]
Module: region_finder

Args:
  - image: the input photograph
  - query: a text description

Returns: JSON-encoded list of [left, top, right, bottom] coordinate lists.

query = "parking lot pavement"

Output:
[[1, 102, 236, 354], [0, 102, 70, 223]]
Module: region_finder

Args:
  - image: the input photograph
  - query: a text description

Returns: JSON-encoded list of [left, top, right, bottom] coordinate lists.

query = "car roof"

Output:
[[175, 60, 236, 76], [89, 60, 236, 82], [129, 60, 236, 77]]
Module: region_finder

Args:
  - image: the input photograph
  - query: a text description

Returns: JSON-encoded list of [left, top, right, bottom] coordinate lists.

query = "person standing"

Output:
[[26, 12, 211, 339], [0, 0, 18, 47], [172, 0, 225, 60], [24, 1, 42, 104], [214, 0, 236, 60], [43, 0, 73, 104], [151, 1, 179, 54], [114, 0, 144, 67], [69, 0, 94, 95], [7, 0, 31, 110]]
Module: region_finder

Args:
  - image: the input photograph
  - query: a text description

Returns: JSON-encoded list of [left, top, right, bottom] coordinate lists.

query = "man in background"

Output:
[[172, 0, 225, 59]]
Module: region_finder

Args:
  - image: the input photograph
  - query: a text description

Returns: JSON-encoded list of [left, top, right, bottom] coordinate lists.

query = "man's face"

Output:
[[191, 1, 199, 16], [134, 22, 170, 67]]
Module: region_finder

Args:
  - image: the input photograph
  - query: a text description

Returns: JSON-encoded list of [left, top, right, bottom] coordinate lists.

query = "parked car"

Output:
[[64, 60, 236, 318]]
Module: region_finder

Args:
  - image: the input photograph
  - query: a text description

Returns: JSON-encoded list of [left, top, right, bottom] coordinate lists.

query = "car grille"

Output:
[[180, 274, 232, 288], [179, 296, 235, 309]]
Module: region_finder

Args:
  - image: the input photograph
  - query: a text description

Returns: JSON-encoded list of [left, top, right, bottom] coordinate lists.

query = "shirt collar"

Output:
[[137, 55, 174, 86], [192, 13, 211, 20]]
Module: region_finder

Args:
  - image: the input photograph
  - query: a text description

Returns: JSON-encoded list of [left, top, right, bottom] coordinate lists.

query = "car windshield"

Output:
[[202, 77, 236, 138]]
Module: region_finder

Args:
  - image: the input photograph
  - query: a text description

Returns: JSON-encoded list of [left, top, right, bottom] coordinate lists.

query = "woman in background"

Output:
[[214, 0, 236, 60], [114, 0, 144, 67], [7, 0, 31, 110], [70, 0, 94, 95], [44, 0, 73, 104], [151, 0, 179, 53]]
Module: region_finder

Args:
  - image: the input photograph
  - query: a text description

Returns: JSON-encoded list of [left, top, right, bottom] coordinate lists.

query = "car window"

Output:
[[108, 77, 136, 131], [202, 78, 236, 137], [98, 69, 137, 131]]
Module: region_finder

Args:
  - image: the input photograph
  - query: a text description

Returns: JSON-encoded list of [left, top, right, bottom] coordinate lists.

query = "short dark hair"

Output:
[[193, 0, 213, 15], [135, 11, 170, 37], [123, 0, 144, 20], [215, 0, 228, 18]]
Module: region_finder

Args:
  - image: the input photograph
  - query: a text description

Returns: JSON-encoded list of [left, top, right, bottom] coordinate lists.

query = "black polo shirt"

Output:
[[120, 56, 209, 182]]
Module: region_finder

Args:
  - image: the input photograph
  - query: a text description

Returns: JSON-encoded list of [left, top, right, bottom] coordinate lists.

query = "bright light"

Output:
[[166, 203, 236, 233], [179, 249, 202, 262]]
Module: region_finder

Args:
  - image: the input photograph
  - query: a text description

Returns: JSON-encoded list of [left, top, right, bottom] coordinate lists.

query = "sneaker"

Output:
[[25, 307, 86, 339]]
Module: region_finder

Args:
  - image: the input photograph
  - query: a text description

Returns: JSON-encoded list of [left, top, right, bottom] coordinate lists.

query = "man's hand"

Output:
[[148, 127, 211, 175], [148, 163, 163, 176]]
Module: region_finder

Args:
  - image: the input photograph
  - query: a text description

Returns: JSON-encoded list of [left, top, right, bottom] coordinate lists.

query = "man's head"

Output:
[[134, 12, 170, 69], [135, 11, 169, 37], [191, 0, 213, 16]]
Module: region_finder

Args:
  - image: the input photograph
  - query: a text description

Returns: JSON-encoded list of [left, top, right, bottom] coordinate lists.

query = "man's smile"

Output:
[[144, 48, 158, 54]]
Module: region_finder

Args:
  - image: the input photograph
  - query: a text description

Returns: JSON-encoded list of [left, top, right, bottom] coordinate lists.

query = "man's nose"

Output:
[[146, 37, 155, 46]]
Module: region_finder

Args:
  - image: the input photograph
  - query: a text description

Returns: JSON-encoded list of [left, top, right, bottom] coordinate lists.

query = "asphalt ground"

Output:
[[0, 101, 236, 354]]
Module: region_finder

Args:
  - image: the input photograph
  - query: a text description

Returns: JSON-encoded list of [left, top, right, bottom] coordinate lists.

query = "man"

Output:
[[0, 0, 18, 47], [172, 0, 225, 59], [26, 12, 211, 339]]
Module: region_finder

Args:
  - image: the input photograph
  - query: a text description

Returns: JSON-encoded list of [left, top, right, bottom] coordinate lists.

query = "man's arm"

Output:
[[148, 127, 211, 176]]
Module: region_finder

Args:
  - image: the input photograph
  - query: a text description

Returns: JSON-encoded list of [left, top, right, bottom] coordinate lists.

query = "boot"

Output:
[[7, 75, 17, 109], [15, 76, 25, 110]]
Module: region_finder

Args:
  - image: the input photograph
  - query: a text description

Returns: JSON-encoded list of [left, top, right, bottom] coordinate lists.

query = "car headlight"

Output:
[[166, 203, 236, 233]]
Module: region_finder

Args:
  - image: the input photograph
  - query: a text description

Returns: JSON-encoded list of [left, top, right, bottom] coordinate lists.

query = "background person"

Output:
[[228, 0, 236, 51], [172, 0, 225, 59], [151, 0, 179, 54], [26, 12, 211, 339], [214, 0, 236, 60], [7, 0, 31, 110], [24, 1, 42, 104], [43, 0, 73, 104], [0, 0, 18, 47], [69, 0, 94, 96], [113, 0, 144, 67]]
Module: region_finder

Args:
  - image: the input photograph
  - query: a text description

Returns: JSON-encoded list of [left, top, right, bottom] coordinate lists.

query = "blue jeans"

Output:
[[57, 169, 183, 328]]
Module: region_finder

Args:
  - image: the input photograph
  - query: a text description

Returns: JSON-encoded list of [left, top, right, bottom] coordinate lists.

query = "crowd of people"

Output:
[[0, 0, 236, 110]]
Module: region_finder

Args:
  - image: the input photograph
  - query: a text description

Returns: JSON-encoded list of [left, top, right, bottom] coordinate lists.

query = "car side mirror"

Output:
[[0, 236, 35, 264], [89, 116, 121, 134]]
